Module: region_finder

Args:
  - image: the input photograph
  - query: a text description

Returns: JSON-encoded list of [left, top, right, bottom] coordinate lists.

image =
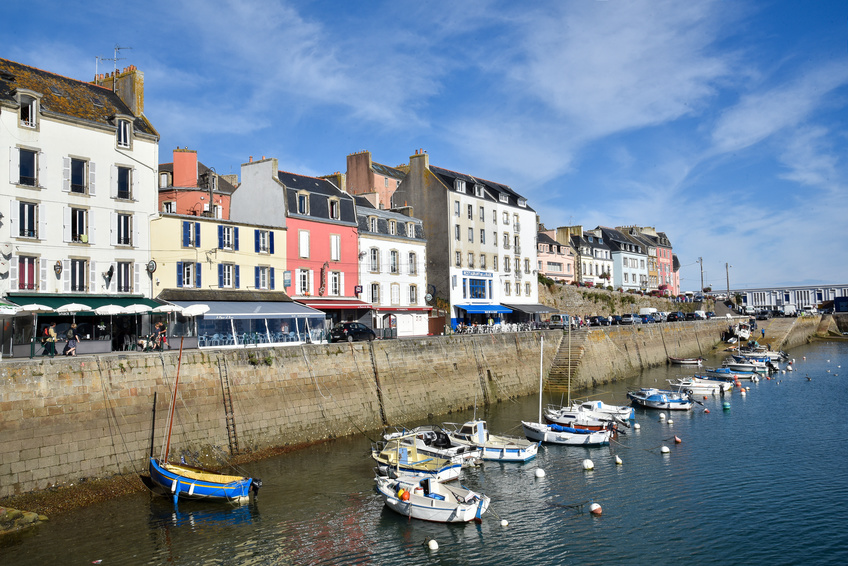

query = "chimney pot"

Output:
[[249, 156, 253, 162]]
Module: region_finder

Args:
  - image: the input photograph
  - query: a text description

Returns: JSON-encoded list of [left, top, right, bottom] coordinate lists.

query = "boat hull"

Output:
[[521, 421, 612, 446], [375, 476, 490, 523], [148, 458, 254, 503], [627, 389, 693, 410]]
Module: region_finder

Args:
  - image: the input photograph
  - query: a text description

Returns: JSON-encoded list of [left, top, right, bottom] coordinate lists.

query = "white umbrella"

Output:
[[56, 302, 93, 314], [124, 304, 152, 339], [181, 304, 210, 317], [152, 304, 183, 313], [95, 305, 125, 342]]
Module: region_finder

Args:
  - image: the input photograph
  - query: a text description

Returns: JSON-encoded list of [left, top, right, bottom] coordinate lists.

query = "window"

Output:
[[371, 282, 381, 304], [493, 231, 497, 247], [370, 248, 380, 272], [409, 285, 418, 304], [329, 271, 341, 296], [390, 250, 399, 274], [116, 213, 132, 246], [219, 225, 238, 250], [70, 259, 88, 292], [330, 234, 341, 261], [505, 281, 511, 295], [297, 193, 310, 215], [468, 253, 474, 268], [163, 201, 176, 213], [455, 179, 466, 193], [503, 233, 510, 248], [116, 166, 131, 199], [518, 197, 527, 208], [504, 256, 510, 273], [256, 266, 274, 290], [70, 158, 87, 193], [454, 201, 460, 217], [470, 279, 486, 299], [515, 257, 521, 274], [467, 204, 473, 219], [297, 269, 311, 295], [480, 254, 486, 270], [474, 184, 484, 197], [462, 278, 467, 299], [115, 261, 133, 292], [407, 222, 415, 237], [329, 199, 340, 220], [388, 220, 397, 235], [468, 227, 474, 243], [455, 225, 460, 241], [391, 283, 400, 305], [368, 216, 378, 232], [514, 235, 520, 252], [624, 272, 629, 283], [256, 230, 274, 253], [525, 259, 531, 274], [18, 148, 37, 186], [492, 210, 497, 224], [525, 282, 532, 296], [502, 211, 510, 224], [480, 229, 486, 245], [16, 256, 37, 290], [70, 208, 88, 243], [177, 261, 201, 288], [116, 119, 131, 148], [182, 221, 200, 248], [455, 251, 462, 267], [159, 172, 170, 188], [297, 231, 310, 257], [17, 201, 38, 238], [20, 95, 37, 128], [218, 264, 235, 288], [493, 255, 498, 272], [408, 252, 417, 275], [479, 206, 485, 221]]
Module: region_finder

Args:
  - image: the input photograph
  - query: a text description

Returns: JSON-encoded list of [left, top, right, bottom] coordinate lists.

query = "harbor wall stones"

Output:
[[780, 315, 826, 350]]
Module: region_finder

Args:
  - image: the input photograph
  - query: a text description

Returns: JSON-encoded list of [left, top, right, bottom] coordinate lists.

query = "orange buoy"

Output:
[[589, 502, 602, 515], [401, 490, 410, 501], [674, 436, 682, 443], [703, 396, 708, 400], [704, 408, 710, 413]]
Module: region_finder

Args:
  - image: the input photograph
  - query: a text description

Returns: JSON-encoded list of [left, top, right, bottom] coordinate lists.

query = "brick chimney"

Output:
[[173, 148, 198, 187], [98, 65, 145, 117]]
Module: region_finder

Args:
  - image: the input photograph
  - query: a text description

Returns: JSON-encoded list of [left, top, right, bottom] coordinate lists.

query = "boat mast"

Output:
[[538, 336, 544, 423], [162, 337, 185, 464]]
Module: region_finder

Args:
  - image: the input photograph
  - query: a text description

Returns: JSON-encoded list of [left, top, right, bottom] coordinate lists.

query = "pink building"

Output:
[[537, 230, 576, 283]]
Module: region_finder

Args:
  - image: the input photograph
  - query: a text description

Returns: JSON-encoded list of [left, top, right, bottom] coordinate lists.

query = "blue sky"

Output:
[[7, 0, 848, 291]]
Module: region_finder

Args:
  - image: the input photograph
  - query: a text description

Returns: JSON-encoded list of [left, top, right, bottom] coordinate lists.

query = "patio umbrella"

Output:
[[57, 302, 93, 323], [124, 304, 153, 339], [95, 305, 126, 341], [16, 304, 55, 358], [181, 304, 210, 317], [152, 304, 183, 313]]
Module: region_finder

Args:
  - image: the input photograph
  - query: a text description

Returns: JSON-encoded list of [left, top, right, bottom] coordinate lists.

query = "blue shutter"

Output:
[[218, 264, 224, 288], [269, 231, 275, 254], [254, 229, 259, 253], [218, 225, 223, 249], [195, 263, 201, 288], [254, 266, 260, 288], [269, 267, 275, 290], [234, 265, 240, 288], [234, 227, 239, 251], [182, 222, 190, 247], [176, 261, 184, 287], [194, 223, 201, 247]]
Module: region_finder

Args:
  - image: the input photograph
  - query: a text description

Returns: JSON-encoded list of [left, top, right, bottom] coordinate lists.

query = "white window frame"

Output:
[[370, 248, 380, 272], [330, 234, 341, 261], [116, 118, 132, 148], [371, 282, 381, 304], [390, 250, 399, 274]]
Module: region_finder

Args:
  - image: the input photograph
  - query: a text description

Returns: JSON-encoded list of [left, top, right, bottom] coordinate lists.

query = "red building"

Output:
[[158, 148, 236, 219]]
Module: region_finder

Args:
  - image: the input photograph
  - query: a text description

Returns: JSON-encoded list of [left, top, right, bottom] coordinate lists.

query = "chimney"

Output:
[[173, 148, 198, 187], [101, 65, 145, 117], [410, 148, 429, 172]]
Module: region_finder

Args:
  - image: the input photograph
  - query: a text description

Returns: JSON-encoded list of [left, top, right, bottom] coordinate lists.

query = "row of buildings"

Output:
[[0, 57, 680, 354]]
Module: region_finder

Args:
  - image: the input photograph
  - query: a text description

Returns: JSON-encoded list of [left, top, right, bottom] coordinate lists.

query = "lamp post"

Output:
[[726, 263, 732, 298]]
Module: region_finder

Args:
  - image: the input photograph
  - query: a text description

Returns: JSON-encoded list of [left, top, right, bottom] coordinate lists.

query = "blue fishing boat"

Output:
[[627, 388, 693, 410]]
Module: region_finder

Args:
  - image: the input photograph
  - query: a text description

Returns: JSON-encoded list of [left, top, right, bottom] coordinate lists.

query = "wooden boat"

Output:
[[444, 419, 539, 462], [374, 474, 490, 523], [627, 388, 693, 410], [372, 433, 462, 482], [668, 356, 704, 365], [383, 425, 482, 467], [147, 339, 260, 505], [521, 420, 613, 446], [667, 377, 732, 395]]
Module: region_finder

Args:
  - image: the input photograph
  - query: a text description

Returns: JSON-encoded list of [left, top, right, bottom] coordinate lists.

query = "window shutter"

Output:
[[134, 263, 140, 293], [254, 266, 260, 289], [234, 265, 240, 289], [9, 201, 17, 237], [195, 263, 201, 288], [269, 268, 275, 290], [194, 223, 200, 247], [88, 162, 96, 196], [9, 256, 17, 289], [110, 165, 118, 198], [132, 215, 140, 248], [218, 264, 224, 288], [63, 207, 71, 242], [110, 212, 118, 246], [176, 262, 183, 287], [269, 231, 275, 254], [309, 269, 314, 294], [90, 261, 97, 292], [182, 221, 190, 247], [62, 259, 70, 292], [218, 225, 223, 249], [234, 227, 239, 251], [62, 157, 71, 192], [131, 168, 138, 201], [38, 207, 46, 242], [39, 259, 47, 291], [87, 209, 95, 245], [254, 230, 260, 253], [37, 151, 47, 187], [9, 147, 19, 184], [340, 271, 345, 296]]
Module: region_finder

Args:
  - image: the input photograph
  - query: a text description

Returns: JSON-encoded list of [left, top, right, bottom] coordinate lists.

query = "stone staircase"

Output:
[[547, 328, 589, 392]]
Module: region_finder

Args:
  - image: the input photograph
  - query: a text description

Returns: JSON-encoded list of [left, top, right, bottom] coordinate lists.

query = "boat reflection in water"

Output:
[[147, 498, 260, 530]]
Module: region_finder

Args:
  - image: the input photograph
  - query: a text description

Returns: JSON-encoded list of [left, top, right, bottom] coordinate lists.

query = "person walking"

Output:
[[64, 323, 80, 356], [44, 322, 57, 357], [761, 328, 765, 340]]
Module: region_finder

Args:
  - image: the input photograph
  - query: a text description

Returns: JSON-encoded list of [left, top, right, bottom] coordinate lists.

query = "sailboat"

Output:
[[521, 336, 613, 446], [148, 339, 261, 505]]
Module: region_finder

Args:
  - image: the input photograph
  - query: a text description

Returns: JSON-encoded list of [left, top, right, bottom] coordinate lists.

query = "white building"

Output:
[[1, 59, 158, 354], [356, 198, 429, 337]]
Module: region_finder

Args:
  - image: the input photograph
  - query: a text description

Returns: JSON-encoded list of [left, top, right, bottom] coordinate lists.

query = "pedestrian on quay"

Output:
[[64, 323, 80, 356], [44, 322, 57, 357], [761, 328, 765, 339]]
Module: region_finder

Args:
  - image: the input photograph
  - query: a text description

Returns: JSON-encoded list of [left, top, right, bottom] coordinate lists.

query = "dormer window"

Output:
[[518, 197, 527, 208], [368, 216, 378, 232], [499, 193, 509, 203], [297, 192, 310, 215], [388, 220, 397, 235], [116, 118, 132, 148], [598, 238, 603, 244], [20, 95, 37, 128], [407, 222, 415, 237], [474, 184, 484, 197], [159, 172, 170, 188], [454, 179, 466, 193], [329, 198, 340, 220], [588, 236, 593, 243]]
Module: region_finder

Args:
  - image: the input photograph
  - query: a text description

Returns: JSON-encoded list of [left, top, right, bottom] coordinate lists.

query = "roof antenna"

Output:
[[95, 45, 133, 89]]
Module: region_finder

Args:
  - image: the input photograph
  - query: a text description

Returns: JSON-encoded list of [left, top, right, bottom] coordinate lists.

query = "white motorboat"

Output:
[[567, 399, 635, 421], [372, 434, 462, 482], [668, 356, 704, 365], [383, 425, 482, 467], [374, 474, 490, 523], [627, 388, 693, 410], [667, 376, 732, 395], [521, 420, 613, 446], [444, 419, 539, 462]]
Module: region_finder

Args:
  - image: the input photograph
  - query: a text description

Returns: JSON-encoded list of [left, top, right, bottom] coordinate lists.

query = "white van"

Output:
[[744, 306, 755, 315], [782, 305, 797, 317], [693, 310, 707, 320], [639, 307, 658, 317]]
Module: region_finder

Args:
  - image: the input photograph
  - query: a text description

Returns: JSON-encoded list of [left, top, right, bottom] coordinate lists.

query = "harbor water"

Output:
[[2, 339, 848, 565]]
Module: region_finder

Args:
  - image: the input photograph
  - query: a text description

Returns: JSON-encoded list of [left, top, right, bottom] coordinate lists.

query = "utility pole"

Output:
[[726, 263, 732, 300], [698, 257, 704, 293]]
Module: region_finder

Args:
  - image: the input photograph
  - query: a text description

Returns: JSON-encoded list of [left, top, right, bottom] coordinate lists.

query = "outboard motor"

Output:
[[251, 478, 262, 498]]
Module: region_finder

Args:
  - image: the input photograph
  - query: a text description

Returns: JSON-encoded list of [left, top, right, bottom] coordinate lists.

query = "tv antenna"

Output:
[[95, 45, 133, 89]]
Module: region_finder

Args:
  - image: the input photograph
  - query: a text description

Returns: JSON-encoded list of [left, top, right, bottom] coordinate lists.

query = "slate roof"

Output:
[[428, 165, 535, 212], [598, 226, 645, 254], [356, 197, 425, 241], [159, 161, 238, 194], [372, 161, 406, 180], [0, 57, 157, 137], [278, 170, 357, 225]]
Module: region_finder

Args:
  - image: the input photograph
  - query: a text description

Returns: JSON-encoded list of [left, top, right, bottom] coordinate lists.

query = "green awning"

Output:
[[6, 294, 160, 313]]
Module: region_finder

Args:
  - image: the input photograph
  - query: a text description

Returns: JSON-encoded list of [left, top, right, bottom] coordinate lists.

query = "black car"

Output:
[[684, 312, 696, 321], [329, 322, 376, 343], [609, 315, 622, 325], [666, 312, 683, 322], [706, 312, 716, 319]]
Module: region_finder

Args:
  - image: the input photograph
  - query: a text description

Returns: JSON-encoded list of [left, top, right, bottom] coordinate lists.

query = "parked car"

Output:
[[706, 312, 716, 319], [684, 312, 696, 321], [756, 311, 770, 320], [329, 322, 376, 343], [665, 312, 681, 322], [620, 313, 634, 325], [609, 315, 622, 325], [639, 314, 655, 324]]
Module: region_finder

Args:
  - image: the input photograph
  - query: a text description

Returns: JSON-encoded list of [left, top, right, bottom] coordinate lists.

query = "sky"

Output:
[[6, 0, 848, 291]]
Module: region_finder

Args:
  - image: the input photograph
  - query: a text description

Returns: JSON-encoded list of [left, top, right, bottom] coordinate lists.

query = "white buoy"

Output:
[[782, 370, 785, 374], [660, 445, 670, 454], [615, 455, 623, 465], [535, 468, 546, 478], [589, 502, 602, 515], [428, 539, 439, 551], [658, 412, 666, 421], [500, 519, 509, 527], [582, 459, 594, 471], [634, 423, 641, 430], [741, 389, 746, 396], [787, 365, 793, 372], [827, 360, 830, 363], [667, 419, 674, 425]]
